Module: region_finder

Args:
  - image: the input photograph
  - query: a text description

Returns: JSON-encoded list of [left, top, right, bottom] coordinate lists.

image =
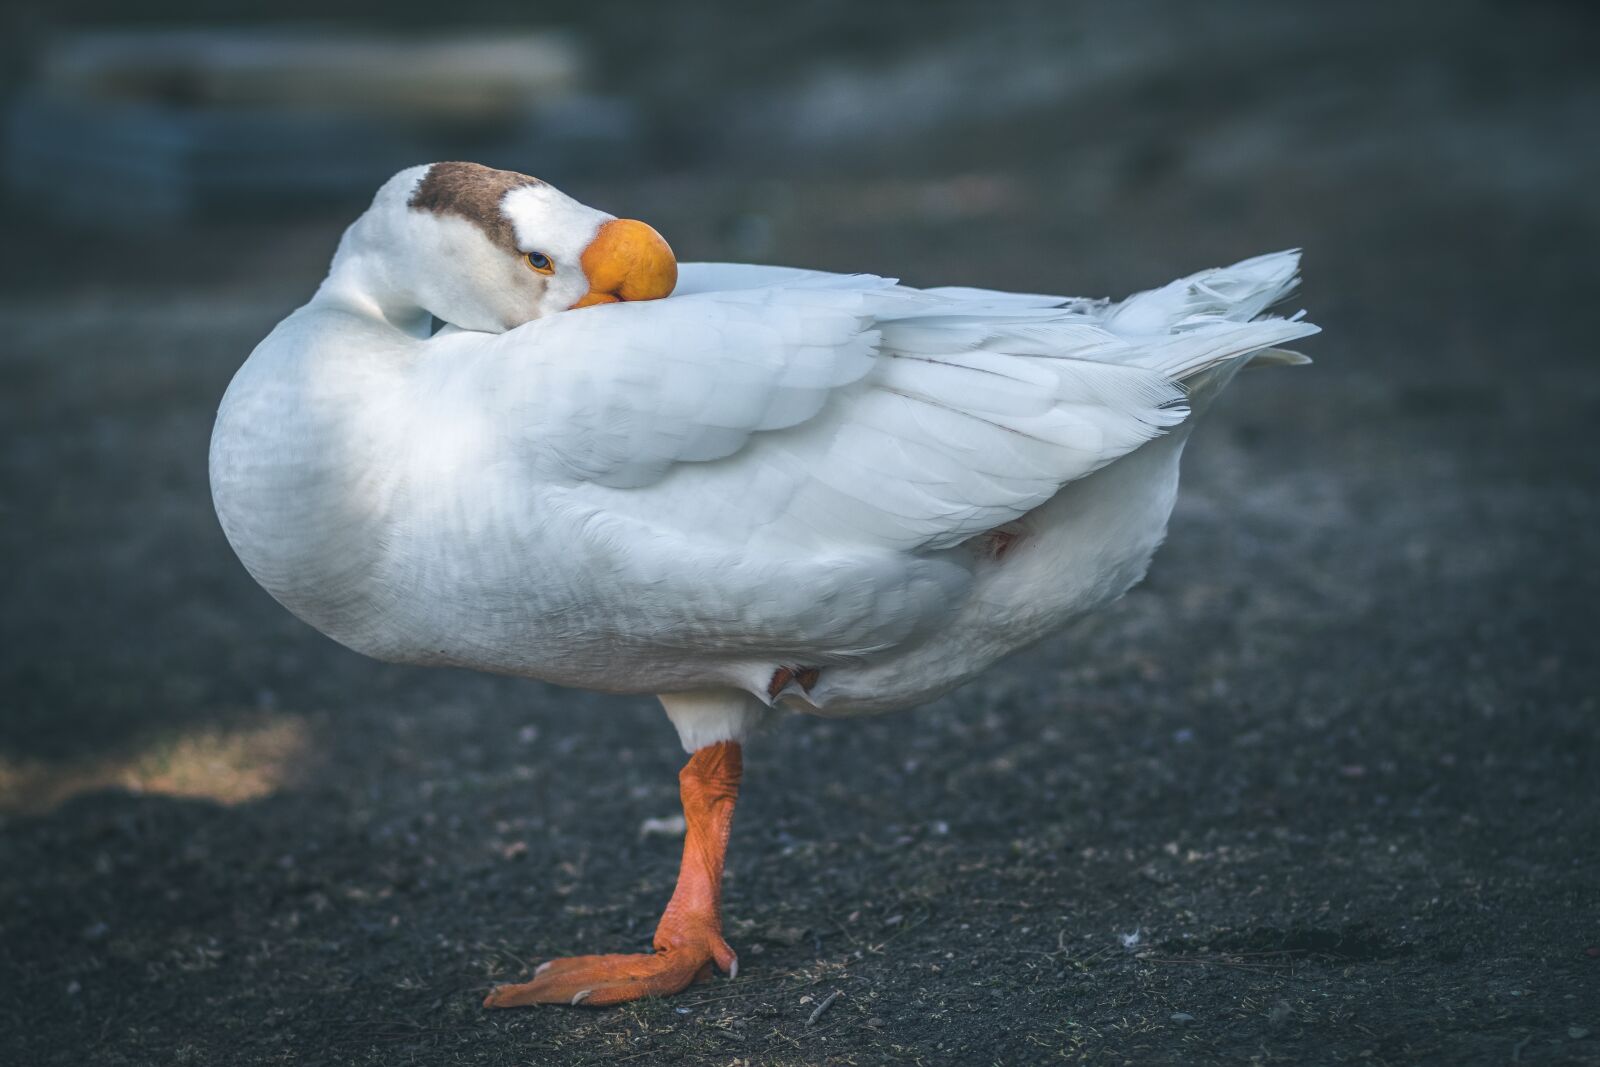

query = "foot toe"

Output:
[[483, 947, 721, 1009]]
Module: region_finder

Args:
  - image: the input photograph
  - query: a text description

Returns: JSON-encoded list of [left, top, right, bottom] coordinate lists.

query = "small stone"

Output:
[[638, 814, 686, 838], [1170, 1012, 1195, 1025], [1268, 1000, 1293, 1027], [1570, 1026, 1590, 1040], [66, 981, 81, 996]]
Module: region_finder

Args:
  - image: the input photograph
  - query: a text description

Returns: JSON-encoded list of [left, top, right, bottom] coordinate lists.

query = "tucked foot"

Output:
[[483, 931, 737, 1008]]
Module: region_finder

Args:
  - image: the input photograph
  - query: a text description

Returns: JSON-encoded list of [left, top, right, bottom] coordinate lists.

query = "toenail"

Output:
[[571, 989, 593, 1005]]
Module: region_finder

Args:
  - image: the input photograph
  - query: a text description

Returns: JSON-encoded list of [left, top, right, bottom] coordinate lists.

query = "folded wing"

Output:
[[418, 254, 1316, 670], [467, 270, 1232, 555]]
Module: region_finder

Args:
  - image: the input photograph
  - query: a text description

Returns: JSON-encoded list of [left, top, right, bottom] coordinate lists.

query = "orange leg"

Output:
[[483, 741, 742, 1008]]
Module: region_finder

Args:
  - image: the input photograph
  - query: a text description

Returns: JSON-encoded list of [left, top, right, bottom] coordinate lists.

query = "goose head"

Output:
[[324, 161, 677, 334]]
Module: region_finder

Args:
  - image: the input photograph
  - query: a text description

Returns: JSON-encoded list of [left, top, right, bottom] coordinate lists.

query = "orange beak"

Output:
[[571, 218, 678, 309]]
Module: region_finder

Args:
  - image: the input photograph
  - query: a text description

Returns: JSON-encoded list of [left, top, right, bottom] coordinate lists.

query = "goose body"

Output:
[[209, 162, 1318, 1006]]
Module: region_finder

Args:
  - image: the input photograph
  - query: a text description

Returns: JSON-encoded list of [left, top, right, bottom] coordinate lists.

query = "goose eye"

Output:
[[525, 251, 554, 274]]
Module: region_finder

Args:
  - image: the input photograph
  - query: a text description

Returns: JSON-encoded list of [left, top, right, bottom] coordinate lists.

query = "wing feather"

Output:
[[464, 268, 1278, 550], [420, 253, 1317, 668]]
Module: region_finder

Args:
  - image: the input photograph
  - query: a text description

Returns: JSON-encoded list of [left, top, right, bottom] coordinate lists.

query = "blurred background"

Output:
[[3, 2, 1597, 1064]]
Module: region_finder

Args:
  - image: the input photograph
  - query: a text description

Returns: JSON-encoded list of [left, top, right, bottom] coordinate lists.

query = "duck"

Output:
[[209, 161, 1319, 1008]]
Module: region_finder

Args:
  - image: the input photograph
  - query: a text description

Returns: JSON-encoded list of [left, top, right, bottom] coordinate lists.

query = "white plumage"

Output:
[[210, 165, 1319, 753]]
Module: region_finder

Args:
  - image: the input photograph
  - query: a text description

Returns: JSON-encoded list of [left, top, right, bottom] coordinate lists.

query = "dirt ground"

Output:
[[2, 3, 1598, 1064]]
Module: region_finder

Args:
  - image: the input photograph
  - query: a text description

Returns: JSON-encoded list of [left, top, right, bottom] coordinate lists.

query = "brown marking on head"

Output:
[[407, 162, 543, 255]]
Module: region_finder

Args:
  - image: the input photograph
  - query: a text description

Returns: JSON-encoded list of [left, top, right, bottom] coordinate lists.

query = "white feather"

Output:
[[212, 210, 1319, 752]]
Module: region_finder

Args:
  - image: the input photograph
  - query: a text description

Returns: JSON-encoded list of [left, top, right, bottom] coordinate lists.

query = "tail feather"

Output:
[[1100, 251, 1324, 391], [1245, 346, 1313, 369], [1156, 318, 1321, 383], [1100, 249, 1319, 408], [1104, 249, 1306, 336]]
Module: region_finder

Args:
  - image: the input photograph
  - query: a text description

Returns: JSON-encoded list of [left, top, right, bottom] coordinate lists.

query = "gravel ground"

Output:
[[2, 3, 1597, 1064]]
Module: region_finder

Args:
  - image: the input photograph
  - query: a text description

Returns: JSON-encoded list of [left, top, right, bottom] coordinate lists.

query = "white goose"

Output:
[[210, 161, 1319, 1008]]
